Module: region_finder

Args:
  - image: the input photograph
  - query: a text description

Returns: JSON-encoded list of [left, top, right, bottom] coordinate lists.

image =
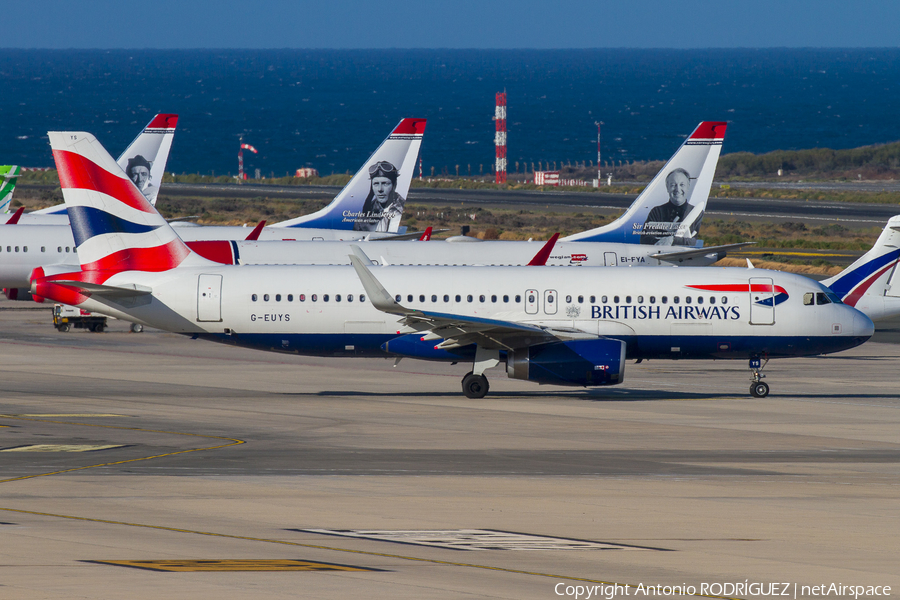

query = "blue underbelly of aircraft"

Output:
[[195, 332, 868, 361]]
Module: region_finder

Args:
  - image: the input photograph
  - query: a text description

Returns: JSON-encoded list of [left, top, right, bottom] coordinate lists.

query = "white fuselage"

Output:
[[0, 225, 720, 290], [56, 265, 872, 362]]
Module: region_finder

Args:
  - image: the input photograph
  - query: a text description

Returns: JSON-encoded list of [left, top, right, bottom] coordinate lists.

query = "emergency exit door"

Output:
[[197, 274, 223, 322]]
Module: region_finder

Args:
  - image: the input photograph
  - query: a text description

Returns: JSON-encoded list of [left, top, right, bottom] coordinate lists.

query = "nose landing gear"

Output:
[[749, 355, 770, 398]]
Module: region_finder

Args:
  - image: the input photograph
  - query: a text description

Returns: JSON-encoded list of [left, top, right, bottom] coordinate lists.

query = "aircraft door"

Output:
[[524, 289, 538, 315], [749, 277, 775, 325], [197, 274, 223, 322], [604, 252, 617, 266], [543, 289, 558, 315]]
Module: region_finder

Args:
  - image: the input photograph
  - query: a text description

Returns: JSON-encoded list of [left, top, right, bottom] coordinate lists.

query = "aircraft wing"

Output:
[[45, 280, 152, 298], [651, 242, 756, 263], [365, 228, 450, 241], [349, 246, 589, 350]]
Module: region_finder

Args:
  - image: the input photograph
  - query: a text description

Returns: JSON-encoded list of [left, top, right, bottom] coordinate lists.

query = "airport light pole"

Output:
[[595, 121, 603, 183]]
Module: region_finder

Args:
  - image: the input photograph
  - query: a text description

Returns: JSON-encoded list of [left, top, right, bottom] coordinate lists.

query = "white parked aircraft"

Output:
[[30, 131, 874, 399], [1, 121, 734, 296], [14, 114, 178, 225]]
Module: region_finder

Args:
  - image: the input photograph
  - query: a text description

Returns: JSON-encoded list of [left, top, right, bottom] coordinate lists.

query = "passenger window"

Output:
[[275, 294, 281, 302], [312, 294, 318, 302], [503, 295, 509, 303], [66, 247, 70, 252], [515, 295, 521, 303], [288, 294, 293, 302], [710, 296, 716, 305], [722, 297, 728, 304], [650, 296, 656, 304], [41, 247, 46, 253], [408, 295, 413, 302], [662, 296, 668, 304], [395, 294, 401, 302], [578, 295, 583, 304], [58, 247, 62, 253], [547, 294, 554, 304], [625, 296, 632, 303], [685, 296, 691, 304], [637, 296, 644, 303], [336, 295, 341, 302], [613, 296, 619, 303], [418, 294, 425, 302], [816, 292, 831, 305], [491, 295, 497, 303], [674, 297, 680, 304], [566, 295, 572, 303], [444, 294, 449, 302], [697, 296, 703, 304], [360, 294, 366, 302], [590, 295, 595, 303], [601, 295, 608, 303], [467, 295, 473, 303], [252, 294, 258, 302], [456, 295, 461, 302], [323, 294, 330, 302], [15, 246, 19, 252], [264, 294, 270, 301], [300, 294, 306, 302], [23, 246, 27, 252], [803, 292, 814, 306], [432, 295, 437, 302], [347, 294, 353, 302], [478, 295, 485, 302]]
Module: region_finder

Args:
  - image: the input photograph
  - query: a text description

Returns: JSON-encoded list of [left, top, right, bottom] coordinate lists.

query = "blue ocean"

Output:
[[3, 49, 900, 177]]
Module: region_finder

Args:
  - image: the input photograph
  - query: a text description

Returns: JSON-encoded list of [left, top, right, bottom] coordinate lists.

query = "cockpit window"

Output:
[[825, 291, 843, 304], [803, 292, 814, 306], [816, 292, 831, 305]]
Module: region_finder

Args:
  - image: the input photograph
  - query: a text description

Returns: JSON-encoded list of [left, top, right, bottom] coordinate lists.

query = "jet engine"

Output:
[[506, 338, 626, 386]]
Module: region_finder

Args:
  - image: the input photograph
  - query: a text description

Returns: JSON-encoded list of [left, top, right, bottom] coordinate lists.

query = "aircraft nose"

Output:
[[853, 309, 875, 338]]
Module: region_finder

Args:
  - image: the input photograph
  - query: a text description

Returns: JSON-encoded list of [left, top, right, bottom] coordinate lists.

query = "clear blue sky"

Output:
[[5, 0, 900, 48]]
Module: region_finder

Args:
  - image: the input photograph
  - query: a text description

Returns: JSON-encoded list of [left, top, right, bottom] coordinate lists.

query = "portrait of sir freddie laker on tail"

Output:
[[639, 167, 704, 246], [353, 160, 406, 232]]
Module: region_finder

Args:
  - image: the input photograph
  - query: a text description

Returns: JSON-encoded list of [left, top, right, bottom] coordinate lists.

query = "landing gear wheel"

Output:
[[58, 323, 70, 333], [462, 372, 489, 399], [130, 323, 144, 333], [750, 382, 770, 398]]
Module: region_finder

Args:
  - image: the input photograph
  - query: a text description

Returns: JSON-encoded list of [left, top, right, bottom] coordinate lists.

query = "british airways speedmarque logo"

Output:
[[687, 283, 789, 307]]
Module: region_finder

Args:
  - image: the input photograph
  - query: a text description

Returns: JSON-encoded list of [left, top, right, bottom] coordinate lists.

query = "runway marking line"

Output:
[[85, 559, 380, 572], [0, 416, 737, 598], [1, 444, 126, 453], [0, 414, 245, 484], [9, 414, 129, 418]]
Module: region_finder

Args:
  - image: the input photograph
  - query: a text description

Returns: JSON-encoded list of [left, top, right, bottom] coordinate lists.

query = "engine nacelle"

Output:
[[3, 287, 33, 301], [506, 339, 626, 386]]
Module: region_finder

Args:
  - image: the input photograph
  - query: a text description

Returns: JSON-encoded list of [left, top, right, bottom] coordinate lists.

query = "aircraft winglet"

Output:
[[527, 233, 560, 266], [245, 220, 267, 241], [418, 227, 433, 242], [5, 206, 25, 225]]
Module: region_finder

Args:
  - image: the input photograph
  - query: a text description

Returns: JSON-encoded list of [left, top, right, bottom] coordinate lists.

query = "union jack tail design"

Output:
[[823, 215, 900, 310], [48, 131, 210, 275], [240, 143, 258, 153]]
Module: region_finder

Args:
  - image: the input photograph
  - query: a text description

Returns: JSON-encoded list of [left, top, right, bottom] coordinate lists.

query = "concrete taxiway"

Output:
[[1, 306, 898, 599]]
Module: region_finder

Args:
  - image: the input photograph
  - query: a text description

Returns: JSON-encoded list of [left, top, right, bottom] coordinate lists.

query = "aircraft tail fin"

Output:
[[34, 114, 178, 216], [561, 121, 727, 246], [47, 131, 210, 275], [823, 216, 900, 318], [275, 118, 426, 233], [0, 165, 21, 214]]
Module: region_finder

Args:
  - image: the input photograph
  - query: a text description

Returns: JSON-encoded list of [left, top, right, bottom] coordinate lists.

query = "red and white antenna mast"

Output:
[[494, 91, 507, 184], [238, 139, 258, 182]]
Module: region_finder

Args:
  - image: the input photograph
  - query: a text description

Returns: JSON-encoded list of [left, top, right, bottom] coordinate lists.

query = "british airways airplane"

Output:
[[30, 132, 874, 399], [14, 114, 178, 225], [1, 121, 734, 296]]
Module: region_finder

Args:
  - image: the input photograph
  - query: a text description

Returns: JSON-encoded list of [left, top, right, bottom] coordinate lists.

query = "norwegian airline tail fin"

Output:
[[47, 131, 210, 275], [34, 114, 178, 215], [823, 216, 900, 321], [0, 165, 21, 214], [561, 121, 727, 245], [275, 118, 426, 233]]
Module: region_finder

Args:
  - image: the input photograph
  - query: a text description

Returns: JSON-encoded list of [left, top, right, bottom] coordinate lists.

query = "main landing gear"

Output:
[[461, 346, 500, 399], [749, 355, 770, 398]]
